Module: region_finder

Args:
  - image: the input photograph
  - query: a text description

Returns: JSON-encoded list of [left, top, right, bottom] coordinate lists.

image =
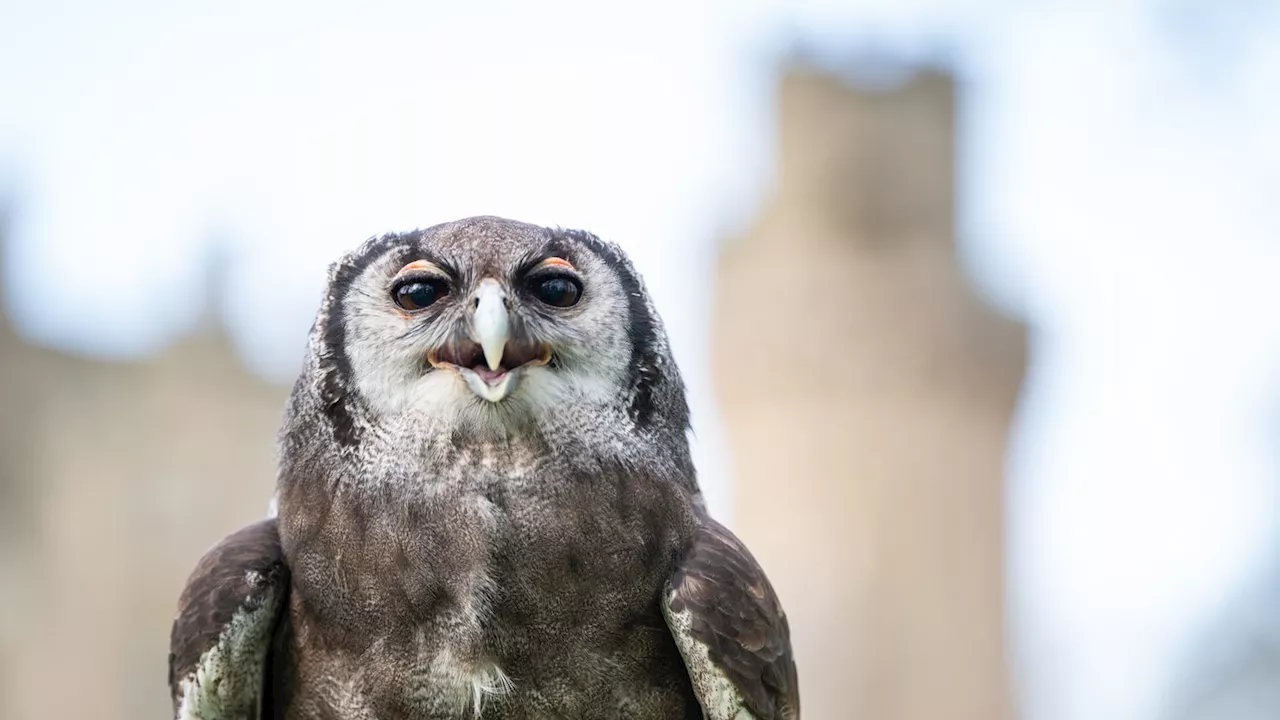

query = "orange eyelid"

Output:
[[398, 260, 445, 275], [536, 257, 575, 271]]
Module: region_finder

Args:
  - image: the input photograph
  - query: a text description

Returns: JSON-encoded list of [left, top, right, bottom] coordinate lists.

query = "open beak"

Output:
[[425, 279, 552, 402]]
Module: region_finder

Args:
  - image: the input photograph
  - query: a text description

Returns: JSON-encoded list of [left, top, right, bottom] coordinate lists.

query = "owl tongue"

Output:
[[470, 364, 508, 385], [466, 339, 547, 383]]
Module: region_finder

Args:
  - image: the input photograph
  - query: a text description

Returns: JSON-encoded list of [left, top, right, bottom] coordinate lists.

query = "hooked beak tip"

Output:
[[481, 341, 504, 372], [473, 281, 510, 371]]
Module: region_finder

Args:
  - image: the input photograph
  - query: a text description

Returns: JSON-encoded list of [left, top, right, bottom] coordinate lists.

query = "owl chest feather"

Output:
[[278, 457, 700, 719]]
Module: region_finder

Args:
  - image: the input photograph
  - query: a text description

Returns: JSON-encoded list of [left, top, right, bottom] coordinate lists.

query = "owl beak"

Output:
[[472, 279, 510, 372], [428, 278, 550, 403]]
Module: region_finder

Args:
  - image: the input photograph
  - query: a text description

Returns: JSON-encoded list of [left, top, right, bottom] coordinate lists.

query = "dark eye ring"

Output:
[[529, 274, 582, 308], [392, 277, 449, 311]]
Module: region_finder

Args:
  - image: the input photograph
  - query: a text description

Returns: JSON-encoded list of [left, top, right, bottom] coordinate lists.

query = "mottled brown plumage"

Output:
[[167, 216, 799, 719], [667, 511, 800, 720], [169, 519, 290, 718]]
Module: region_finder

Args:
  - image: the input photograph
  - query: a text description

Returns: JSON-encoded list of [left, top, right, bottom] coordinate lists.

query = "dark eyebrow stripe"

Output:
[[513, 235, 576, 279], [397, 251, 460, 280]]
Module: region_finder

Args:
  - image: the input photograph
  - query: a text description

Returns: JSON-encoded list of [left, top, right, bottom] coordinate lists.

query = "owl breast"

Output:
[[279, 455, 702, 719]]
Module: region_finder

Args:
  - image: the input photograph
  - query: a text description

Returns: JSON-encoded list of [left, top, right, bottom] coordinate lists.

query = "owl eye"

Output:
[[530, 275, 582, 308], [392, 278, 449, 311]]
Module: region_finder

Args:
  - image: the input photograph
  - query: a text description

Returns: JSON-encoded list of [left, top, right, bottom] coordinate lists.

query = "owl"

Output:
[[167, 216, 799, 719]]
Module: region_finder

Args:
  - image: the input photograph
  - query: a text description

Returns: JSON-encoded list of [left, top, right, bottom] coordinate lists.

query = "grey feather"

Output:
[[168, 519, 289, 720], [170, 216, 798, 719]]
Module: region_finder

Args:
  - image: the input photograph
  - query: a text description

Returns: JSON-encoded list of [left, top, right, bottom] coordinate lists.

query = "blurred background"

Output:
[[2, 1, 1279, 719]]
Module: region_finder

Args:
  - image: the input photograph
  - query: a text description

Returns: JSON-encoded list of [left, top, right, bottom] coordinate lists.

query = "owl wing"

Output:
[[661, 506, 801, 720], [168, 518, 290, 720]]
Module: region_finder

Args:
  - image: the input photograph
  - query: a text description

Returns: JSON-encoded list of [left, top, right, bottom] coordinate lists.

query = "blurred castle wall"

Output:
[[0, 233, 288, 720], [712, 63, 1027, 719]]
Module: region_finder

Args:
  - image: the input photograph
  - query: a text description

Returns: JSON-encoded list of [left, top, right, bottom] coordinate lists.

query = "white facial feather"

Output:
[[334, 224, 637, 441], [269, 218, 704, 718]]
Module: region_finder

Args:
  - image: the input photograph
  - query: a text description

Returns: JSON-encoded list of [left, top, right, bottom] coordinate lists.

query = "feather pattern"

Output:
[[168, 519, 290, 720], [167, 216, 799, 718], [664, 508, 801, 720]]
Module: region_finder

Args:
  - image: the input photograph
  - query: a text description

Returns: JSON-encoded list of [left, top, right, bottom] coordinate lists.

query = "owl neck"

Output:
[[277, 385, 696, 495]]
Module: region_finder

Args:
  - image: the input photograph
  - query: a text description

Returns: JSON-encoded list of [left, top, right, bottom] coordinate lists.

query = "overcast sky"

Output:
[[2, 1, 1279, 717]]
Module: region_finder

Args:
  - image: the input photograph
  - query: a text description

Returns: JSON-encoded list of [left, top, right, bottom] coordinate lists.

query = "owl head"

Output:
[[288, 216, 689, 448]]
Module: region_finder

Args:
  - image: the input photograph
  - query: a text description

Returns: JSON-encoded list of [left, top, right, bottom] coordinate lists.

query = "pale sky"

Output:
[[2, 1, 1279, 717]]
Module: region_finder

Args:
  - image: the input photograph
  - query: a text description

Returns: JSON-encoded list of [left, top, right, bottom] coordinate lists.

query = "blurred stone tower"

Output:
[[0, 218, 289, 720], [712, 63, 1027, 719]]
